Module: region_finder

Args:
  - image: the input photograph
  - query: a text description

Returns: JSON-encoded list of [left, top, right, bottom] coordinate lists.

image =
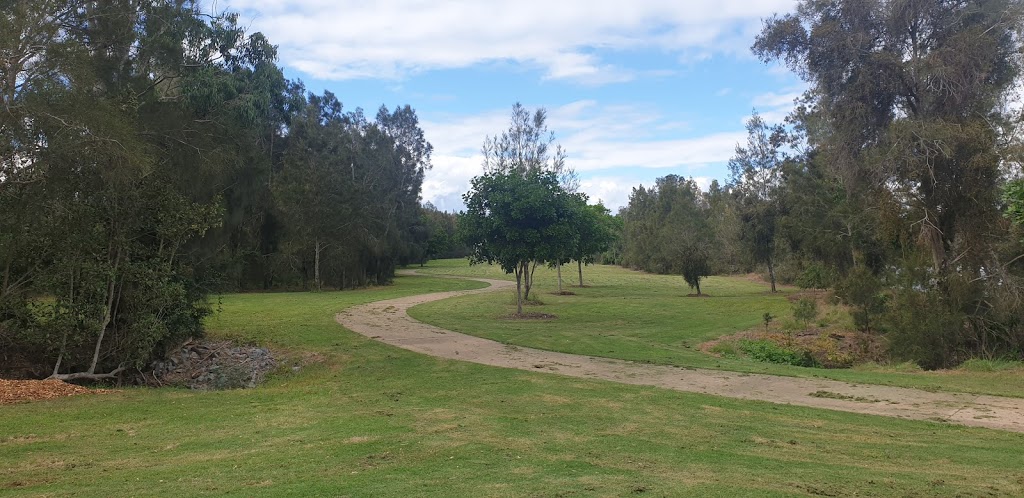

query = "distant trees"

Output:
[[621, 176, 714, 295]]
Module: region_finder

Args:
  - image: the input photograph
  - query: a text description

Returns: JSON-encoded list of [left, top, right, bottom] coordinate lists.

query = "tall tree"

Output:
[[754, 0, 1023, 273], [480, 102, 579, 298], [754, 0, 1024, 367], [729, 112, 787, 292]]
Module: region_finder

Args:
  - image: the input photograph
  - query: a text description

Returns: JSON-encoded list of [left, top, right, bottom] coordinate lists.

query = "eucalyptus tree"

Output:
[[754, 0, 1023, 274]]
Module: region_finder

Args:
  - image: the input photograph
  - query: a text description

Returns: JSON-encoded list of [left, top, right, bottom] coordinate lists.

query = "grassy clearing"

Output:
[[4, 274, 1024, 496], [411, 260, 1024, 397]]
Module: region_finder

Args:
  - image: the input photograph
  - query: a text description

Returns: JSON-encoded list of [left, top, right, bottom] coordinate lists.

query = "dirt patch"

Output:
[[505, 312, 557, 320], [0, 379, 110, 405]]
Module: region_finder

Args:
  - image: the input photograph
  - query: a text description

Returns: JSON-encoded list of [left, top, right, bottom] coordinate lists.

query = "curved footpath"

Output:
[[337, 273, 1024, 433]]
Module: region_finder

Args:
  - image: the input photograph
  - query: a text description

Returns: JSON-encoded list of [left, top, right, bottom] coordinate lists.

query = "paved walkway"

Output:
[[337, 273, 1024, 432]]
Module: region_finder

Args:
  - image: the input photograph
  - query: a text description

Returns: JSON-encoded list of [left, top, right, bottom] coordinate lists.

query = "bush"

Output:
[[883, 273, 973, 369], [792, 298, 818, 328], [739, 339, 819, 367]]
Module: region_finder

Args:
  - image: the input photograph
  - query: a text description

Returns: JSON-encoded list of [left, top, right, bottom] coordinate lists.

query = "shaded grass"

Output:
[[3, 274, 1024, 496], [412, 260, 1024, 398]]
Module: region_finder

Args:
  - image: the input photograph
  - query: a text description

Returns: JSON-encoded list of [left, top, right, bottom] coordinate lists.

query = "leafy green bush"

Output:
[[739, 339, 819, 367]]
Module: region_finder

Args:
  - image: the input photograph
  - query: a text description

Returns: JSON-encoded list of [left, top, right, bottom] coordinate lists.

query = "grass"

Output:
[[4, 273, 1024, 496], [410, 259, 1024, 398]]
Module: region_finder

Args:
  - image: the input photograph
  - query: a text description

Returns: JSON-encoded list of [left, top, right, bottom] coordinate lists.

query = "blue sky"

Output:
[[222, 0, 805, 211]]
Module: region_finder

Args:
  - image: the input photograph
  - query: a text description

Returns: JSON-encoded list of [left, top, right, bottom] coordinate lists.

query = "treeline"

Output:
[[621, 0, 1024, 369], [0, 1, 440, 379]]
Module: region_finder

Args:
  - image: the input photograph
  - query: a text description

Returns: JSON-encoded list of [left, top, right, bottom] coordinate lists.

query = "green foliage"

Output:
[[753, 0, 1024, 366], [792, 298, 818, 328], [836, 268, 885, 333], [621, 175, 714, 293], [795, 262, 836, 290], [739, 339, 819, 367], [0, 0, 436, 378], [459, 170, 578, 313]]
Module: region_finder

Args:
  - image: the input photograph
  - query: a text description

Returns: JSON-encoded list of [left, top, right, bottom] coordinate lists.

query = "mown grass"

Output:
[[4, 274, 1024, 496], [411, 259, 1024, 398]]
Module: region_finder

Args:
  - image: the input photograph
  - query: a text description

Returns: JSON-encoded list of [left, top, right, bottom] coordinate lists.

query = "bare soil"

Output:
[[337, 272, 1024, 433]]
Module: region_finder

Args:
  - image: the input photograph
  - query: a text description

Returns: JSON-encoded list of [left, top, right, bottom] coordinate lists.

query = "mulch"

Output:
[[0, 379, 110, 405]]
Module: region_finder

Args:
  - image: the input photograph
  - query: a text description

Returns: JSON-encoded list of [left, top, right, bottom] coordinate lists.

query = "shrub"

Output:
[[739, 339, 819, 367], [792, 298, 818, 328]]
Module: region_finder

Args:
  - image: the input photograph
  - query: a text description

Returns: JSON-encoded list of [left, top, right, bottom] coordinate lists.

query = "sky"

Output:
[[219, 0, 806, 211]]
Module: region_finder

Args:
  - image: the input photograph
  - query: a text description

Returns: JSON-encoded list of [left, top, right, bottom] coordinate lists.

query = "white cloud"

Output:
[[746, 86, 806, 124], [221, 0, 798, 83], [420, 101, 744, 211]]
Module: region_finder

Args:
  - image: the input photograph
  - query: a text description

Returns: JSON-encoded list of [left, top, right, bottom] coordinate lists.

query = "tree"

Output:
[[754, 0, 1024, 367], [481, 102, 579, 299], [619, 176, 714, 295], [729, 112, 786, 292], [274, 91, 352, 291], [754, 0, 1022, 274], [658, 176, 715, 296], [572, 203, 618, 287], [459, 170, 570, 315]]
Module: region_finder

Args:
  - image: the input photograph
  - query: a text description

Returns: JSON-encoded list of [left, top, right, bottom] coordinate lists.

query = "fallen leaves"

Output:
[[0, 379, 110, 405]]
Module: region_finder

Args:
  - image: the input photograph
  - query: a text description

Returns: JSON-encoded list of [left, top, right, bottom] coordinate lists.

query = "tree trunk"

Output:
[[557, 260, 563, 294], [50, 250, 122, 381], [696, 278, 702, 296], [523, 260, 534, 300], [514, 262, 524, 315], [767, 258, 777, 293], [314, 239, 322, 292], [578, 260, 584, 287]]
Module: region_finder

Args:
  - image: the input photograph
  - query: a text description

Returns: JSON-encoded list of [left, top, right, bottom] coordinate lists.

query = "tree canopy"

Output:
[[0, 0, 439, 380]]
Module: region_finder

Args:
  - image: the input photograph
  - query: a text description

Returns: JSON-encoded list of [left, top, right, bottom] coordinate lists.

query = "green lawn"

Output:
[[411, 259, 1024, 398], [4, 273, 1024, 496]]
